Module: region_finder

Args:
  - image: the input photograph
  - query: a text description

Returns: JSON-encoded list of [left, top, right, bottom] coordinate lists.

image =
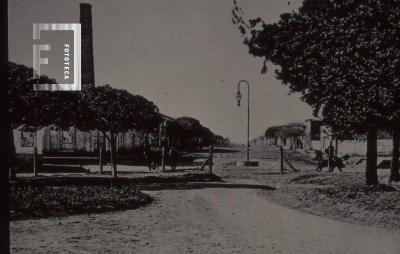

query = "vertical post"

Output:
[[161, 146, 165, 172], [33, 131, 39, 177], [390, 129, 400, 181], [247, 83, 250, 162], [57, 128, 60, 151], [209, 145, 213, 173], [33, 147, 38, 177], [279, 145, 284, 174], [99, 143, 103, 174], [237, 80, 251, 162], [73, 127, 77, 152], [366, 128, 378, 185], [334, 136, 339, 156], [110, 133, 117, 179], [328, 140, 333, 172], [159, 123, 162, 147]]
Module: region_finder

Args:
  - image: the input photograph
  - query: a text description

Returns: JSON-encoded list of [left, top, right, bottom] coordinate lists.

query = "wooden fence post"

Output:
[[285, 158, 298, 172], [328, 141, 333, 172], [161, 146, 166, 172], [209, 145, 213, 173], [99, 144, 103, 174], [279, 145, 284, 174], [33, 146, 38, 177]]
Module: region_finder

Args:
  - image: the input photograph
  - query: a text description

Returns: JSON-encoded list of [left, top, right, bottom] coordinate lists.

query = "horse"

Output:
[[168, 146, 179, 170], [314, 150, 345, 172], [144, 146, 181, 171], [143, 146, 162, 170]]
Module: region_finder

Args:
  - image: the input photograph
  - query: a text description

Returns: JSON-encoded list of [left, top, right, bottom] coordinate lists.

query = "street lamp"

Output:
[[236, 80, 250, 162], [236, 89, 242, 106]]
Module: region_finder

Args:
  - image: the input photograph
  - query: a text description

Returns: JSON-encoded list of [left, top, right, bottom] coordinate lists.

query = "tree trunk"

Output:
[[110, 132, 117, 179], [390, 129, 400, 182], [327, 140, 333, 172], [33, 146, 38, 177], [99, 142, 103, 175], [9, 126, 16, 180], [366, 128, 378, 185], [334, 136, 339, 156], [33, 131, 38, 177], [161, 146, 165, 172]]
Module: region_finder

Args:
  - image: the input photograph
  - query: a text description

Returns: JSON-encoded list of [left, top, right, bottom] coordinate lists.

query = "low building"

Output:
[[303, 119, 393, 156], [13, 114, 174, 156]]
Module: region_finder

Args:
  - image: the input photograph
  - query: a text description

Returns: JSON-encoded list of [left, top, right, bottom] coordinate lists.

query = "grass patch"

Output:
[[10, 184, 153, 220]]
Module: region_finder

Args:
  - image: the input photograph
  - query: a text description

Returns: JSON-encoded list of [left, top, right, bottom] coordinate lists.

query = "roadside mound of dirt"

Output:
[[269, 173, 400, 229]]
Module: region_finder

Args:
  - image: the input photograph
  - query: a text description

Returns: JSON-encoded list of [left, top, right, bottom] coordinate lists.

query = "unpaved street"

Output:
[[11, 187, 400, 254]]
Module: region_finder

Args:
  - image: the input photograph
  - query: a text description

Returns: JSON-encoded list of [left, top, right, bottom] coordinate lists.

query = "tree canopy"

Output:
[[8, 62, 58, 131], [233, 0, 400, 133], [265, 123, 306, 139], [80, 85, 161, 135], [233, 0, 400, 184], [78, 85, 162, 178], [166, 116, 216, 149]]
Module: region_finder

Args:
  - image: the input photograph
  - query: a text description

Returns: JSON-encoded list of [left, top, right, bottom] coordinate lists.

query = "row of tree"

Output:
[[9, 62, 162, 178], [232, 0, 400, 184], [265, 123, 306, 149], [166, 116, 217, 150], [165, 117, 230, 149], [265, 123, 306, 141], [9, 62, 223, 179]]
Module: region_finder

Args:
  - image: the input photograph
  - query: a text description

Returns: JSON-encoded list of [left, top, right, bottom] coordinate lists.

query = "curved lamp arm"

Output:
[[236, 80, 250, 107]]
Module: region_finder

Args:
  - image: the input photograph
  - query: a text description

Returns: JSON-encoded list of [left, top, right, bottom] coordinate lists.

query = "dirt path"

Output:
[[11, 188, 400, 254]]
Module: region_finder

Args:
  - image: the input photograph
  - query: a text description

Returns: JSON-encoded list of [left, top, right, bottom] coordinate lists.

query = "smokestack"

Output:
[[80, 3, 95, 89]]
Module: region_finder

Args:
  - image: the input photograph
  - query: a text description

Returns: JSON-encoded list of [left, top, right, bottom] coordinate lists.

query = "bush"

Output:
[[10, 184, 153, 220]]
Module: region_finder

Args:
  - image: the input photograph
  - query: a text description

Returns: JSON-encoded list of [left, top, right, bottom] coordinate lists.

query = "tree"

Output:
[[174, 117, 214, 149], [8, 63, 162, 180], [265, 126, 281, 145], [80, 85, 160, 179], [213, 135, 225, 145], [8, 62, 58, 177], [265, 123, 305, 149], [388, 111, 400, 181], [233, 0, 400, 185], [166, 116, 216, 150]]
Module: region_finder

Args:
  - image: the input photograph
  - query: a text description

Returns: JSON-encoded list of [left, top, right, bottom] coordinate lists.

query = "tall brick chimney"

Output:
[[80, 3, 95, 89]]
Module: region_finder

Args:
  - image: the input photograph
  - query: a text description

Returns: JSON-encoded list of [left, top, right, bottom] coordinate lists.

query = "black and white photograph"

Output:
[[3, 0, 400, 253]]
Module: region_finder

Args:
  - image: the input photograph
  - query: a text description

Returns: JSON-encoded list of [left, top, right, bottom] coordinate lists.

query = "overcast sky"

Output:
[[9, 0, 312, 143]]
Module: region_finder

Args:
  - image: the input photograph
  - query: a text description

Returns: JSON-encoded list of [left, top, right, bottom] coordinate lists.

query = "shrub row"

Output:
[[10, 184, 153, 220]]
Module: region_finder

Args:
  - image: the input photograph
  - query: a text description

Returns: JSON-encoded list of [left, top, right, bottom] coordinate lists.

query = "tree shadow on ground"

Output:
[[252, 172, 284, 175], [11, 173, 275, 191], [11, 173, 223, 187], [138, 182, 275, 191], [40, 165, 90, 174], [195, 148, 241, 154]]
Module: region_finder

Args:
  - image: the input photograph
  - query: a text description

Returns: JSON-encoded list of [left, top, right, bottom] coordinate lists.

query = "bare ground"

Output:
[[212, 145, 400, 229], [11, 188, 400, 254], [10, 145, 400, 253]]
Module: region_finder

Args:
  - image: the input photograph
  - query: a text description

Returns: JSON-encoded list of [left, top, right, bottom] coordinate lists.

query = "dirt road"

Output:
[[11, 187, 400, 254]]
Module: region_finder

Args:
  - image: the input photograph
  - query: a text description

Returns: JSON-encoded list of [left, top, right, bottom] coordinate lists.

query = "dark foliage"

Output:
[[10, 184, 153, 220]]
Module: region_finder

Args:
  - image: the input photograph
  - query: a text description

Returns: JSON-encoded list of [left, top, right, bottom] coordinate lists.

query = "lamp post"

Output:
[[236, 80, 250, 162]]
